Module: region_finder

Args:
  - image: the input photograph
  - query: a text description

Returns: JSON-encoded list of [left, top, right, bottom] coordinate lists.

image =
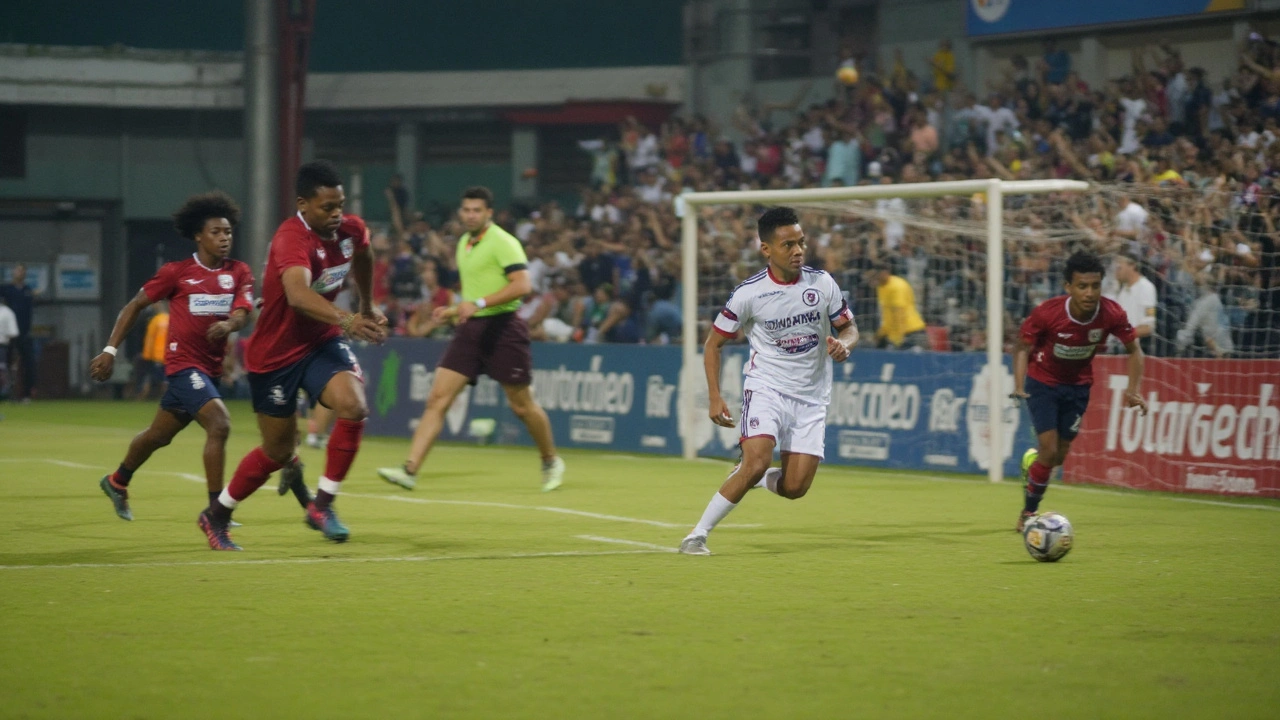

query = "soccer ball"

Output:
[[836, 65, 859, 86], [1022, 512, 1074, 562]]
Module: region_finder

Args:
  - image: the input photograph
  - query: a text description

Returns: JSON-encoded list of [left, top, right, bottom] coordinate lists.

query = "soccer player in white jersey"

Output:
[[679, 206, 858, 555]]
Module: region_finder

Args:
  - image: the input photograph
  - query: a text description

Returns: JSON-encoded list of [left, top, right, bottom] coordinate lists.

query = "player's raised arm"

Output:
[[280, 266, 385, 344], [90, 288, 154, 382], [1122, 338, 1148, 415]]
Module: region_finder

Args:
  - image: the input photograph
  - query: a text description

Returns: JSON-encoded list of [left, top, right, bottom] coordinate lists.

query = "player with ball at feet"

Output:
[[1011, 250, 1148, 533], [679, 207, 858, 556]]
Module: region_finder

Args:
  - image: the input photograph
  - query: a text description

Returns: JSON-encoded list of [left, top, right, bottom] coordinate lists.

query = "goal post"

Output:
[[676, 178, 1091, 485]]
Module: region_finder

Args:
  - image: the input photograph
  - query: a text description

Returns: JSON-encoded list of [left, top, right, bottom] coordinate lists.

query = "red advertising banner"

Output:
[[1065, 357, 1280, 498]]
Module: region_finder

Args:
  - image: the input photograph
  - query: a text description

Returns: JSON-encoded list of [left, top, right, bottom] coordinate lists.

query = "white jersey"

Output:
[[713, 266, 854, 405]]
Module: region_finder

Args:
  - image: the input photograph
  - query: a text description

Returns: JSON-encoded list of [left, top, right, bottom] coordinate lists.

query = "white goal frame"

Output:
[[678, 178, 1091, 483]]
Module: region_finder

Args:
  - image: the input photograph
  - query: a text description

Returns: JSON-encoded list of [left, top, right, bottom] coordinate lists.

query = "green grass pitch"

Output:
[[1, 400, 1278, 719]]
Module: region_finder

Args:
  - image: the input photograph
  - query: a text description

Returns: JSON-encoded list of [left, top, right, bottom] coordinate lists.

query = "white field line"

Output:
[[7, 456, 1278, 514], [0, 548, 671, 572], [0, 458, 763, 528], [342, 492, 762, 529], [576, 535, 678, 552]]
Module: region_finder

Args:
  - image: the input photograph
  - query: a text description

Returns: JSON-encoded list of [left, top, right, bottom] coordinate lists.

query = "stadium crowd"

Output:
[[346, 35, 1280, 359]]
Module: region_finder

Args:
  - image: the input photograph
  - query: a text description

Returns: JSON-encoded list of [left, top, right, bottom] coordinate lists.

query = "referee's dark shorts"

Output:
[[438, 311, 533, 386]]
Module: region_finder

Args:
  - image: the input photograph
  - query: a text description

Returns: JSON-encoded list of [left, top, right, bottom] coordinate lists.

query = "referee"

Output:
[[378, 186, 565, 491]]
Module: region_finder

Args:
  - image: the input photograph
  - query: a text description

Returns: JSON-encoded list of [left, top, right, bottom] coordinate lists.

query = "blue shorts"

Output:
[[249, 337, 363, 418], [160, 369, 222, 417], [1025, 376, 1091, 441]]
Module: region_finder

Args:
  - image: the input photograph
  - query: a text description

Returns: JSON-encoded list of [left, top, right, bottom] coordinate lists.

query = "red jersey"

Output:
[[246, 213, 369, 373], [1021, 296, 1136, 386], [141, 255, 255, 377]]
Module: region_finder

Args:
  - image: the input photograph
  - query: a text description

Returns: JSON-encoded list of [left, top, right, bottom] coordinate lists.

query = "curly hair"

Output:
[[757, 206, 801, 243], [296, 160, 344, 199], [173, 191, 241, 240], [1064, 250, 1106, 283]]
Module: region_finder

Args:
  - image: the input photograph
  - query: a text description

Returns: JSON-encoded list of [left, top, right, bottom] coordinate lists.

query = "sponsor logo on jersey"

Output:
[[1089, 328, 1103, 342], [340, 238, 354, 258], [776, 333, 820, 354], [311, 262, 351, 294], [1057, 332, 1073, 339], [1052, 343, 1097, 360], [761, 310, 821, 332], [758, 290, 783, 298], [801, 288, 820, 307], [188, 293, 234, 316], [218, 274, 234, 290], [183, 278, 202, 285]]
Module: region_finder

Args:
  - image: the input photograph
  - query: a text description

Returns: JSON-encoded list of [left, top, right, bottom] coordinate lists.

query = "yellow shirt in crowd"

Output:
[[142, 312, 169, 363], [876, 275, 926, 345], [932, 49, 955, 91]]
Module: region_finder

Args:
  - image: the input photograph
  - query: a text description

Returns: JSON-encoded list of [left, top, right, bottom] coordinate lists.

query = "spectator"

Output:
[[1041, 39, 1071, 86], [577, 240, 616, 293], [1176, 273, 1234, 357], [1107, 253, 1158, 354], [823, 127, 861, 187], [0, 263, 36, 402], [872, 262, 929, 350], [931, 39, 957, 93], [385, 173, 411, 220], [137, 300, 169, 400]]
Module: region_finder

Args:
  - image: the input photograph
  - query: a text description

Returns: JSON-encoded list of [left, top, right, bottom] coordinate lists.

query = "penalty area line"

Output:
[[576, 535, 678, 552], [0, 548, 671, 572]]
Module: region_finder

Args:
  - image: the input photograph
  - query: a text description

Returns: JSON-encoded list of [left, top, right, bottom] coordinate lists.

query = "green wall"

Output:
[[5, 0, 684, 72]]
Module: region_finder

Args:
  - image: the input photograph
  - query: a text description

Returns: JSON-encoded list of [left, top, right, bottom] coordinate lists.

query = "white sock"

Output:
[[217, 488, 239, 509], [690, 492, 737, 538], [317, 476, 342, 496], [755, 468, 782, 495], [306, 433, 319, 445]]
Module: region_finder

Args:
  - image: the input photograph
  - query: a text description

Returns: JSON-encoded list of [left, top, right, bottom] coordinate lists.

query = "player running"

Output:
[[199, 160, 387, 550], [90, 192, 258, 520], [679, 207, 858, 555], [1012, 250, 1148, 532]]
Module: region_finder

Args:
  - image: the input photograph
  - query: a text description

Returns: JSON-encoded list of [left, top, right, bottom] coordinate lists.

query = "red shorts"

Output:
[[438, 311, 533, 386]]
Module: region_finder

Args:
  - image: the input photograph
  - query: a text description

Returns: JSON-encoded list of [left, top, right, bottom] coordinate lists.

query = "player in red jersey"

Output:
[[1011, 250, 1149, 532], [200, 160, 387, 550], [90, 191, 256, 521]]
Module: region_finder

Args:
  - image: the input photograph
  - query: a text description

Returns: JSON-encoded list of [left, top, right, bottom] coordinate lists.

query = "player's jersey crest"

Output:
[[316, 247, 326, 260], [340, 238, 354, 258], [218, 274, 234, 290], [801, 288, 820, 306], [1088, 328, 1102, 342]]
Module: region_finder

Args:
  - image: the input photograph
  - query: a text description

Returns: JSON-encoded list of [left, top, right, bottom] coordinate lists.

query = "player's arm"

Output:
[[1122, 338, 1148, 415], [281, 266, 386, 344], [1011, 336, 1033, 401], [704, 329, 735, 428], [207, 308, 249, 343], [350, 242, 386, 327], [827, 316, 858, 362], [90, 289, 153, 382]]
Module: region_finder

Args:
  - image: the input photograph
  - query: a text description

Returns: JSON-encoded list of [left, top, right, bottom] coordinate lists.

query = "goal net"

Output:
[[677, 180, 1280, 498]]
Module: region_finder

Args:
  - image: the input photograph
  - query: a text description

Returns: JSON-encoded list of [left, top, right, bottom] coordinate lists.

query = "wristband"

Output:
[[475, 297, 487, 310], [102, 346, 118, 357], [338, 313, 355, 333]]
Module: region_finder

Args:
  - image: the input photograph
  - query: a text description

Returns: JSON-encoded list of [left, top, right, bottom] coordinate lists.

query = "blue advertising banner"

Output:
[[357, 339, 1026, 478], [967, 0, 1245, 38]]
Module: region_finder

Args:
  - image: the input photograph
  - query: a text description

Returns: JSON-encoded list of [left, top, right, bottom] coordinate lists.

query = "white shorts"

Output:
[[740, 386, 826, 458]]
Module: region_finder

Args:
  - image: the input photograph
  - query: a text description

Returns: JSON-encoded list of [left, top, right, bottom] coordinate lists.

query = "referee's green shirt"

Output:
[[456, 223, 527, 317]]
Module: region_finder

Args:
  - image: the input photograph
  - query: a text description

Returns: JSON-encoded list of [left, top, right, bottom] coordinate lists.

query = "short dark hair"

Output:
[[462, 186, 494, 208], [1064, 250, 1106, 283], [757, 206, 801, 243], [173, 191, 241, 240], [296, 160, 343, 199]]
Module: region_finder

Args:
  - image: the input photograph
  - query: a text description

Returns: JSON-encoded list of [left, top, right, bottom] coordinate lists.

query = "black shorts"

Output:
[[438, 311, 532, 386], [1025, 376, 1091, 441], [249, 337, 364, 418], [160, 368, 222, 416]]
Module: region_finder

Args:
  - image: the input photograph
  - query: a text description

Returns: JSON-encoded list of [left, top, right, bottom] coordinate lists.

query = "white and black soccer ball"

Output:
[[1023, 512, 1074, 562]]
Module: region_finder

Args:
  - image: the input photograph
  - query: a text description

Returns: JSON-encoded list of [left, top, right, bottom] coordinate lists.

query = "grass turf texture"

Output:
[[1, 400, 1278, 719]]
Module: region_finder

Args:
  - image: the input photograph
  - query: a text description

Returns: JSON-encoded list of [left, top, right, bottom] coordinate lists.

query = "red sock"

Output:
[[1027, 460, 1052, 490], [227, 447, 284, 502], [323, 418, 364, 484]]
